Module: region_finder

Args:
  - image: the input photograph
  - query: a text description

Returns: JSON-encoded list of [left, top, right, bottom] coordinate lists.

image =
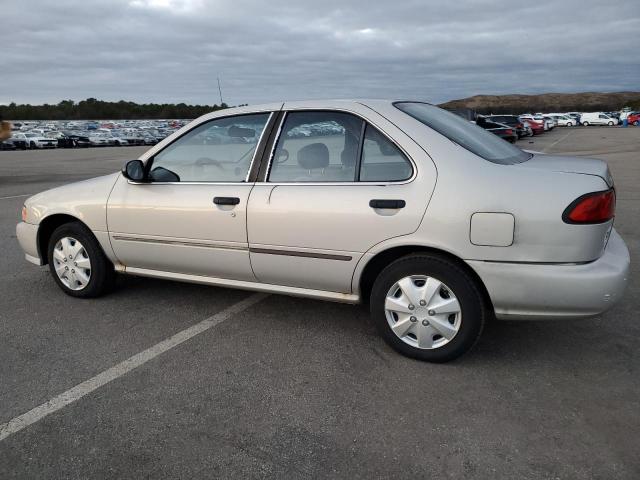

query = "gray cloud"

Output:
[[3, 0, 639, 106]]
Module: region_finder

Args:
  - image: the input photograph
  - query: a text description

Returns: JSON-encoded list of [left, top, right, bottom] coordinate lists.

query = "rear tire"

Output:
[[47, 222, 116, 298], [582, 121, 589, 126], [370, 254, 485, 362]]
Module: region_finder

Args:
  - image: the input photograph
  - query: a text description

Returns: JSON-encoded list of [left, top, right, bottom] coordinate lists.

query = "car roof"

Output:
[[209, 99, 415, 116], [188, 99, 415, 125]]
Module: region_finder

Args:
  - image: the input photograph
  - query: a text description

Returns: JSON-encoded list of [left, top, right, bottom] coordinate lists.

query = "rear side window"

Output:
[[269, 111, 363, 182], [268, 111, 413, 183], [360, 125, 412, 181]]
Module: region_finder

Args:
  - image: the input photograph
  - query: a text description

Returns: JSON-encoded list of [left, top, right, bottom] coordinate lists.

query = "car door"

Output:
[[247, 102, 437, 293], [107, 110, 277, 280]]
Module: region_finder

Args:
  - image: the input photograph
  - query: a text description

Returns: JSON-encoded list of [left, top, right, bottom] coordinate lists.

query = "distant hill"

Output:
[[439, 92, 640, 114]]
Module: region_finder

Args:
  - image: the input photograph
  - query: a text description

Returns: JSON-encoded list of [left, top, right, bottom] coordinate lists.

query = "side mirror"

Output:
[[122, 159, 146, 182]]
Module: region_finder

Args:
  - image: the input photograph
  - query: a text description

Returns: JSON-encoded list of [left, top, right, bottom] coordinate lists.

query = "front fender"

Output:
[[25, 173, 120, 230]]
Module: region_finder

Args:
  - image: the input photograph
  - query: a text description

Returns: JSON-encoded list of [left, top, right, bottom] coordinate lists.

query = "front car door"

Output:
[[247, 101, 437, 293], [107, 107, 278, 281]]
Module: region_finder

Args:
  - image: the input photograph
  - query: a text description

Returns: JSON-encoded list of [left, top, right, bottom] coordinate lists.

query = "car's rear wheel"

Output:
[[47, 222, 116, 298], [583, 121, 589, 126], [608, 121, 614, 126], [633, 121, 639, 126], [370, 254, 485, 362]]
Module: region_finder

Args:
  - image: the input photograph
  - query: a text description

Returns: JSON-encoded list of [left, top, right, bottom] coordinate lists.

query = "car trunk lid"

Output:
[[515, 154, 613, 187]]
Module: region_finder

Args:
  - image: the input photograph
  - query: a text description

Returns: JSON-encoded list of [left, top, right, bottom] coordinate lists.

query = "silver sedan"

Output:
[[16, 100, 630, 362]]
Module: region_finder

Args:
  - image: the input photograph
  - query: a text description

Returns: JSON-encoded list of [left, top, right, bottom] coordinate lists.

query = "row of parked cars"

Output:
[[473, 110, 638, 143], [0, 119, 188, 150], [2, 110, 639, 150]]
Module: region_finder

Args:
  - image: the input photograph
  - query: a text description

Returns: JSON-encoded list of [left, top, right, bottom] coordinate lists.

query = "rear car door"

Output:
[[247, 102, 437, 293], [107, 110, 276, 280]]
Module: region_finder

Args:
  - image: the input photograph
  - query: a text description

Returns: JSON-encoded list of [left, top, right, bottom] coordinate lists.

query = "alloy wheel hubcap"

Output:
[[384, 275, 462, 350], [53, 237, 91, 291]]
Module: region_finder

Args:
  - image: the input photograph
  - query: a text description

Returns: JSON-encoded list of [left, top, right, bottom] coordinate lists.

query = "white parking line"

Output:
[[0, 194, 33, 200], [0, 292, 268, 442], [543, 130, 574, 153]]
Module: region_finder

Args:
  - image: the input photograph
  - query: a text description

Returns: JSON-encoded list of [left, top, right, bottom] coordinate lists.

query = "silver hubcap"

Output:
[[385, 275, 462, 350], [53, 237, 91, 291]]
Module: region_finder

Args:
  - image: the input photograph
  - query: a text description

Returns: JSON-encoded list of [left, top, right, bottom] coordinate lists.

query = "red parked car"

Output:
[[626, 112, 640, 126], [520, 117, 545, 135]]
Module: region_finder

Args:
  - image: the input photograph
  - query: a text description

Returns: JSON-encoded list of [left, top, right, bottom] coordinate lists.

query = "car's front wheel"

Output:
[[47, 222, 116, 298], [370, 254, 486, 362]]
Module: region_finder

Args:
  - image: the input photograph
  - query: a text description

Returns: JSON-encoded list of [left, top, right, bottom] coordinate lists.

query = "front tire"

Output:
[[47, 222, 116, 298], [370, 254, 485, 362]]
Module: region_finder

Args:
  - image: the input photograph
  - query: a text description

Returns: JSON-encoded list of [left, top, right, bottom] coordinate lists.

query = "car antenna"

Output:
[[217, 76, 224, 107]]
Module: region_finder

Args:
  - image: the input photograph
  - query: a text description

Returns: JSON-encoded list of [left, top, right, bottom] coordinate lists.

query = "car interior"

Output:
[[147, 110, 413, 184]]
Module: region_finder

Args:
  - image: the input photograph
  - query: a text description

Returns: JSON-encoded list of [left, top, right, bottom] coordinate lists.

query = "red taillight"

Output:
[[563, 189, 616, 224], [505, 129, 513, 134]]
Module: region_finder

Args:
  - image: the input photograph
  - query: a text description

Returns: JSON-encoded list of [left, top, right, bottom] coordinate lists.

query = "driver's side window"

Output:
[[149, 113, 271, 182]]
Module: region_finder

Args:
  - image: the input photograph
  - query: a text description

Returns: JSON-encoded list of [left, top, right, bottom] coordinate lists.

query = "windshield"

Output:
[[395, 102, 530, 165]]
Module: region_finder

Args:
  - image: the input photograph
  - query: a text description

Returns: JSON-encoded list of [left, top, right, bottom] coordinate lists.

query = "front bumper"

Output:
[[16, 222, 43, 265], [468, 228, 630, 320]]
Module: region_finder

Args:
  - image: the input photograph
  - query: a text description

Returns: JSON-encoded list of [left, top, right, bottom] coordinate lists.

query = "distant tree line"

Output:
[[0, 98, 234, 120]]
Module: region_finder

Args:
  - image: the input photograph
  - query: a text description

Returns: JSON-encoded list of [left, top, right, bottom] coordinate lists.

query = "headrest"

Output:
[[297, 143, 329, 170]]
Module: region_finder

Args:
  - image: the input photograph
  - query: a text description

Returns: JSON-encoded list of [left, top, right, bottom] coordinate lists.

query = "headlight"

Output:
[[21, 205, 27, 222]]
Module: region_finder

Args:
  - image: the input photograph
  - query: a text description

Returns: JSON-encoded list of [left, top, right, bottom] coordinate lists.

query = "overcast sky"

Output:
[[3, 0, 639, 106]]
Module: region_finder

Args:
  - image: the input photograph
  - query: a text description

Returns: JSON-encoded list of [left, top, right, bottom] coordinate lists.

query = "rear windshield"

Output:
[[395, 102, 531, 165], [490, 116, 516, 123]]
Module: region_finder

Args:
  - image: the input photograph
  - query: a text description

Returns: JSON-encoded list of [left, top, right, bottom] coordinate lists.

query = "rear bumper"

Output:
[[16, 222, 43, 266], [468, 228, 630, 320]]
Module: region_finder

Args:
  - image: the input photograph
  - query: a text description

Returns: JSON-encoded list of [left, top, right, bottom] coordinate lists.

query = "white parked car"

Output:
[[23, 133, 58, 149], [548, 114, 575, 127], [581, 112, 618, 126], [88, 133, 112, 146], [16, 100, 630, 362], [108, 134, 130, 146]]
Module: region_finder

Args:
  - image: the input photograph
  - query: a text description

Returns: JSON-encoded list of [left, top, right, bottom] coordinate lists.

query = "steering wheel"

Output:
[[275, 148, 289, 164]]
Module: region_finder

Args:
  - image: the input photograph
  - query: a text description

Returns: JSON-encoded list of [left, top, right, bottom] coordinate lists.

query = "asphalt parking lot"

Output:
[[1, 127, 638, 479]]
